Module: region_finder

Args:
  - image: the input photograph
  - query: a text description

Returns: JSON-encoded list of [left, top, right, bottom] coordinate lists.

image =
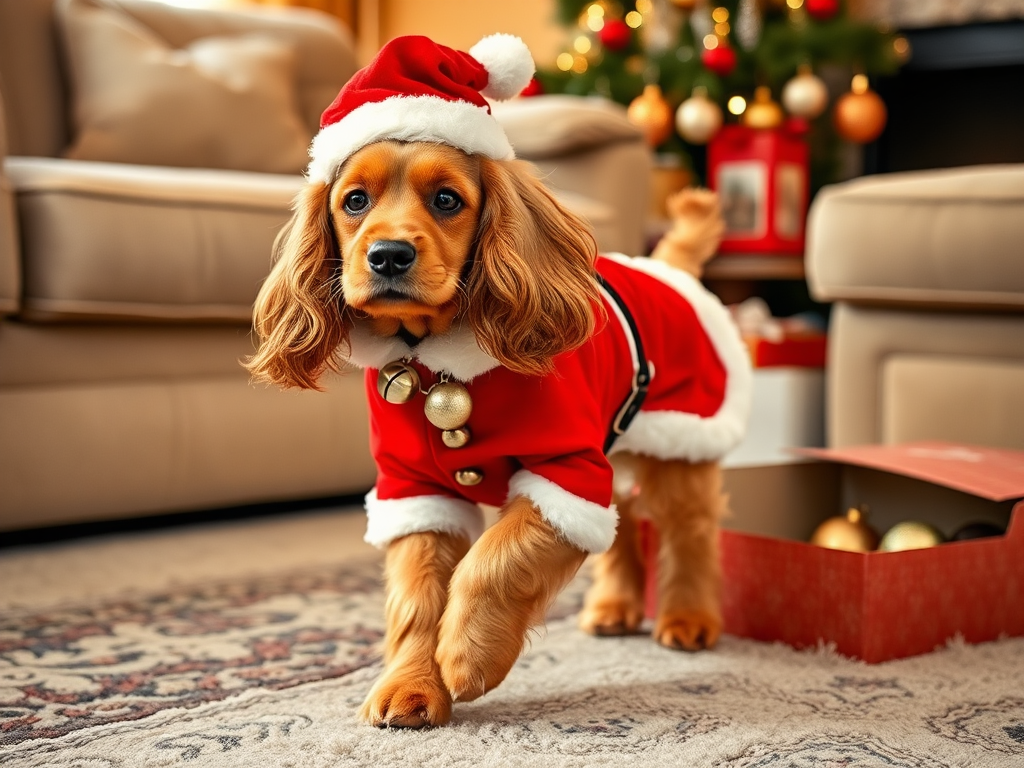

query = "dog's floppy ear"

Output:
[[468, 158, 601, 376], [245, 182, 348, 390]]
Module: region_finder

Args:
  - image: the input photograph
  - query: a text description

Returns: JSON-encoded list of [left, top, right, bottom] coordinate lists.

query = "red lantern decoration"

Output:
[[708, 124, 810, 255], [701, 44, 737, 77], [519, 77, 544, 97], [805, 0, 839, 21], [599, 19, 632, 52]]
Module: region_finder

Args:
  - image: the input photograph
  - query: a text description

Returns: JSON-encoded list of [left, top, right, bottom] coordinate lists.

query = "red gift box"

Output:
[[746, 332, 827, 368], [708, 124, 809, 256], [642, 441, 1024, 662]]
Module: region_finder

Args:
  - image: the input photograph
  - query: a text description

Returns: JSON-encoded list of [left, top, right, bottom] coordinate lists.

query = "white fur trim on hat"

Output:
[[508, 470, 618, 554], [364, 488, 485, 549], [602, 252, 753, 462], [308, 94, 515, 184], [469, 34, 535, 101]]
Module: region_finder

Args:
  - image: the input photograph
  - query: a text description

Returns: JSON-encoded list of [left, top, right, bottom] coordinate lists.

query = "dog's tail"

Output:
[[649, 188, 724, 280]]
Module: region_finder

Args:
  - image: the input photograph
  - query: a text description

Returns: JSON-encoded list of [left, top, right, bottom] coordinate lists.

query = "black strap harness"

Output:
[[596, 274, 652, 454]]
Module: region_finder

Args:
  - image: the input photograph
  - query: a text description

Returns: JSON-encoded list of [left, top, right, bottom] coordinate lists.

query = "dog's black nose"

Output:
[[367, 240, 416, 276]]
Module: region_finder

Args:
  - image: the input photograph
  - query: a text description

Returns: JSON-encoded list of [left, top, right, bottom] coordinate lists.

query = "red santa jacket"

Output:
[[348, 253, 752, 553]]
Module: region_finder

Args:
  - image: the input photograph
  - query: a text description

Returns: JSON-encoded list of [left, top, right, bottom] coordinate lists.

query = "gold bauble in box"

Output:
[[627, 84, 675, 148], [424, 381, 473, 430], [810, 507, 880, 552], [743, 86, 784, 130], [377, 361, 419, 404], [834, 75, 887, 143], [878, 521, 945, 552]]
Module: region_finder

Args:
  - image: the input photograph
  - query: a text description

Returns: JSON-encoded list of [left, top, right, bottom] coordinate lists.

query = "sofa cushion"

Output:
[[7, 157, 303, 322], [6, 157, 615, 323], [0, 93, 20, 316], [57, 0, 311, 174], [807, 164, 1024, 310]]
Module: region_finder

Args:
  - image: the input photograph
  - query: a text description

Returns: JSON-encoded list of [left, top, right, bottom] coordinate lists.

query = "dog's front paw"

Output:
[[654, 608, 722, 652], [579, 598, 645, 637], [435, 615, 518, 703], [359, 668, 452, 728]]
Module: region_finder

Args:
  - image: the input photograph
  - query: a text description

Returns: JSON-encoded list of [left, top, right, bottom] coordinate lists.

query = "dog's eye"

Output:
[[343, 191, 369, 214], [433, 190, 463, 213]]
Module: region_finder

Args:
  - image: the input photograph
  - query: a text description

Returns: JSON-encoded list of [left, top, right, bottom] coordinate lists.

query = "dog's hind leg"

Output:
[[578, 490, 645, 637], [435, 497, 587, 702], [360, 530, 469, 728], [639, 457, 726, 651]]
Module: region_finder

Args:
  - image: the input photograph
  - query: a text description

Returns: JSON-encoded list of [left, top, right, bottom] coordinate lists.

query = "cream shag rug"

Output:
[[1, 510, 1022, 767]]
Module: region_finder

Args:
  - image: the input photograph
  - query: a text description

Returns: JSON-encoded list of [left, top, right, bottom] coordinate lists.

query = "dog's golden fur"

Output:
[[247, 141, 726, 728]]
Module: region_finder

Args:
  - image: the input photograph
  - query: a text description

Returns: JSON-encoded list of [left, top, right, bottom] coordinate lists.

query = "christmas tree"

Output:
[[535, 0, 907, 189]]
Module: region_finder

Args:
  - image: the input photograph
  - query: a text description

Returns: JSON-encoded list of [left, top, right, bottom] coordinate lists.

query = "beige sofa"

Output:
[[0, 0, 652, 532], [806, 164, 1024, 449]]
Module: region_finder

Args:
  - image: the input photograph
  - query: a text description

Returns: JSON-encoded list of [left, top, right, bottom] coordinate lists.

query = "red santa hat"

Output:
[[308, 34, 535, 184]]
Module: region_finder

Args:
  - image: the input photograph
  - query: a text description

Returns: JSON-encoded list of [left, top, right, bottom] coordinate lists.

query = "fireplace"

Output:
[[866, 21, 1024, 174]]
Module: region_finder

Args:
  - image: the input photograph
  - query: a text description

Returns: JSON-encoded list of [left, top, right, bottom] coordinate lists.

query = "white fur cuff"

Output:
[[508, 470, 618, 554], [364, 489, 485, 549]]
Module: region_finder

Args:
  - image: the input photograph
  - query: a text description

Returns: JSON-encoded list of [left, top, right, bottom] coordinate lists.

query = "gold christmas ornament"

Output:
[[627, 84, 675, 148], [833, 75, 887, 143], [454, 468, 484, 486], [377, 361, 420, 404], [743, 86, 784, 130], [424, 381, 473, 430], [441, 427, 471, 449], [676, 86, 723, 144], [781, 65, 829, 119], [810, 507, 880, 552], [878, 521, 945, 552]]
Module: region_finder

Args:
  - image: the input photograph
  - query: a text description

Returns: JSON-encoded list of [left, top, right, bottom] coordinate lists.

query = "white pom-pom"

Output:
[[469, 33, 535, 101]]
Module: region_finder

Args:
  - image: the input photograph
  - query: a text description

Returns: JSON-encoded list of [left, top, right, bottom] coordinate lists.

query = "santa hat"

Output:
[[308, 34, 535, 184]]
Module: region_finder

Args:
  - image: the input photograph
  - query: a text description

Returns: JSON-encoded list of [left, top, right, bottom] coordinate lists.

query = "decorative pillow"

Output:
[[56, 0, 311, 174]]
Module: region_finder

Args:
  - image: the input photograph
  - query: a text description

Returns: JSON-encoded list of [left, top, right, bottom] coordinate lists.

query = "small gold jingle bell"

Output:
[[424, 381, 473, 430], [442, 427, 471, 449], [454, 468, 484, 486], [377, 361, 420, 404]]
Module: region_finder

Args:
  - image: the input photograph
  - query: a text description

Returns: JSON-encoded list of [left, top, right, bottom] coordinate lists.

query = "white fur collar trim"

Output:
[[345, 320, 500, 382]]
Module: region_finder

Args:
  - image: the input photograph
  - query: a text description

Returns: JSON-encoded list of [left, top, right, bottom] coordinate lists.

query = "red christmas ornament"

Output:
[[599, 19, 632, 52], [701, 44, 737, 77], [805, 0, 840, 21], [520, 77, 544, 97]]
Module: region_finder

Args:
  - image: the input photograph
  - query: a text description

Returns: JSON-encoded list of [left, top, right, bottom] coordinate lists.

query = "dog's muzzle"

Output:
[[367, 240, 416, 277]]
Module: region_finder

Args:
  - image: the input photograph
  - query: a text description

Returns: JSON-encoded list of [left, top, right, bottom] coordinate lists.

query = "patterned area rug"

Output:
[[2, 558, 1023, 767]]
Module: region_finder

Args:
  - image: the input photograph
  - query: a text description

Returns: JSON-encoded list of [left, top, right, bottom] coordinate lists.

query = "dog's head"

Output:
[[246, 139, 600, 389]]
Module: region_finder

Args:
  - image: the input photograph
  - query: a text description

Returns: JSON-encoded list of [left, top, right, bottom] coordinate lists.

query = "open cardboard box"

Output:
[[642, 441, 1024, 663]]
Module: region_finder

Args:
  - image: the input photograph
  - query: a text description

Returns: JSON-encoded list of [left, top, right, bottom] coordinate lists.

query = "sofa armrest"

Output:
[[0, 88, 21, 316], [807, 165, 1024, 311]]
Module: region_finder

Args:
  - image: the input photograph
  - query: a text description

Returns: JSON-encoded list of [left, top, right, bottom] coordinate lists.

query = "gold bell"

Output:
[[442, 427, 471, 449], [377, 361, 419, 404], [424, 381, 473, 430], [454, 468, 484, 486]]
